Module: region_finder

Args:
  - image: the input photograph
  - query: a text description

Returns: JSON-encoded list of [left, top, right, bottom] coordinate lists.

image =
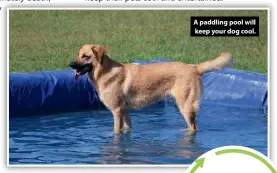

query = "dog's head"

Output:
[[69, 44, 106, 80]]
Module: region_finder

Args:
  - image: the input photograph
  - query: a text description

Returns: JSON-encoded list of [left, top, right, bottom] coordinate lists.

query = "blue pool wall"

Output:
[[9, 58, 268, 118]]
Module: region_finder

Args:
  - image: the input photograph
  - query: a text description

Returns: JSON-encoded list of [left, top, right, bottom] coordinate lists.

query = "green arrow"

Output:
[[216, 149, 277, 173], [189, 157, 205, 173]]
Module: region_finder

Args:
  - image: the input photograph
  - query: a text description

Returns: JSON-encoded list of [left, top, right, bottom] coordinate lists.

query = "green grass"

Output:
[[9, 10, 268, 74]]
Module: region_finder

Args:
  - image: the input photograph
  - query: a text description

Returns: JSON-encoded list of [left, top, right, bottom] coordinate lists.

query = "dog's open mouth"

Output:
[[74, 65, 92, 79], [69, 62, 93, 80]]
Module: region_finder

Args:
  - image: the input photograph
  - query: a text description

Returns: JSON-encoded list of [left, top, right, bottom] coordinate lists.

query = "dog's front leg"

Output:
[[122, 111, 132, 131], [112, 108, 124, 134]]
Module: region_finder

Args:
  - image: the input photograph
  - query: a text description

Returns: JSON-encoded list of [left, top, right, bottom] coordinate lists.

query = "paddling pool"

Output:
[[9, 101, 267, 164], [9, 59, 268, 165]]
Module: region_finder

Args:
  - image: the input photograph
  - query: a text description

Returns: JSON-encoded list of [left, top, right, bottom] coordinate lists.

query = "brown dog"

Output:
[[69, 44, 233, 134]]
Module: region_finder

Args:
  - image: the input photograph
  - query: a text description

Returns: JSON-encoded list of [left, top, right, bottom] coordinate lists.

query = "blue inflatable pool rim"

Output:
[[9, 58, 268, 118]]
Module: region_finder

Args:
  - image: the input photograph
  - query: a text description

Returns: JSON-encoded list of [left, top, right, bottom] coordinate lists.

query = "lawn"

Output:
[[9, 10, 268, 73]]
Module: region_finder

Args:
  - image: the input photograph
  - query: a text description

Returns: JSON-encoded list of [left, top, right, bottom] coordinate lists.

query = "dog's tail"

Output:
[[196, 52, 233, 75]]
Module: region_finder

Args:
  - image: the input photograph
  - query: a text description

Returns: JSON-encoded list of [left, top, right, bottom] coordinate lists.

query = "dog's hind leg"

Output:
[[177, 101, 198, 131], [174, 86, 199, 131]]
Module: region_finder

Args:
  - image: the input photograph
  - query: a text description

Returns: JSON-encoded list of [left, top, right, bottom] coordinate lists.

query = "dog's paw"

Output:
[[121, 127, 132, 133], [183, 128, 198, 136]]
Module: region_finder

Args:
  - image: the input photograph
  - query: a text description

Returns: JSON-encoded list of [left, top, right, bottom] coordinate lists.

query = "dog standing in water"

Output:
[[69, 44, 233, 134]]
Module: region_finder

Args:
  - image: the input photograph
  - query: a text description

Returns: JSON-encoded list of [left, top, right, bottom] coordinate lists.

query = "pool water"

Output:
[[9, 101, 267, 165]]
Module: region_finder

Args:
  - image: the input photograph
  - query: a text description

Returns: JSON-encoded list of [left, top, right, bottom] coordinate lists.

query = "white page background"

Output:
[[1, 1, 276, 173]]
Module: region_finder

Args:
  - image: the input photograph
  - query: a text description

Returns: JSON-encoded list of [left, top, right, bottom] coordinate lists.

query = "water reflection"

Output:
[[97, 129, 202, 164]]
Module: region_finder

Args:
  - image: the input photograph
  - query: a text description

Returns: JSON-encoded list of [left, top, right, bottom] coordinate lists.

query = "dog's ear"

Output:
[[91, 45, 105, 64]]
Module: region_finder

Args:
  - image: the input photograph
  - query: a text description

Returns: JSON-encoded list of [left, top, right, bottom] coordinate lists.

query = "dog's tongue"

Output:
[[74, 71, 80, 80]]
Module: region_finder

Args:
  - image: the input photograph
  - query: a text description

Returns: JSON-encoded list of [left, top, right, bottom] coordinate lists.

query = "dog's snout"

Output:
[[69, 61, 78, 68]]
